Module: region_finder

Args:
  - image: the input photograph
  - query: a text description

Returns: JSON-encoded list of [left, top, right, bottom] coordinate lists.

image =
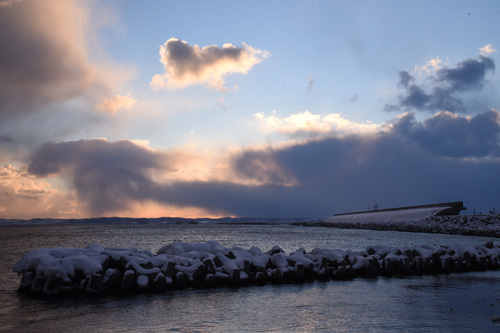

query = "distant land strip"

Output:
[[2, 215, 500, 237], [0, 216, 316, 226]]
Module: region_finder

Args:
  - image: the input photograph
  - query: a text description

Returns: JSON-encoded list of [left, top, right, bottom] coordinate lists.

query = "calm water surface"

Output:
[[1, 224, 500, 332]]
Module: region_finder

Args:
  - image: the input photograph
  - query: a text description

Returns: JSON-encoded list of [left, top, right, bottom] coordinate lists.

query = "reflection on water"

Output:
[[3, 273, 500, 332], [1, 224, 500, 332]]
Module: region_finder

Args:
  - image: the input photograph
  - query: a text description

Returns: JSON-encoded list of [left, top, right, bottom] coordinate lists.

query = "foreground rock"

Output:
[[13, 241, 500, 296]]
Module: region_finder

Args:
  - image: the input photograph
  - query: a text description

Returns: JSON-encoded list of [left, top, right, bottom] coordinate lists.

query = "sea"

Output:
[[1, 223, 500, 332]]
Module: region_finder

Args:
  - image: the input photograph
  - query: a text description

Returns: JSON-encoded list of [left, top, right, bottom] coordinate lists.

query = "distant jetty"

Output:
[[13, 241, 500, 296], [293, 201, 500, 237], [333, 201, 466, 218]]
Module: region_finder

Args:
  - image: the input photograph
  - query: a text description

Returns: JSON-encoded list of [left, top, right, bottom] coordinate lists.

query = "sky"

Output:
[[1, 0, 499, 219]]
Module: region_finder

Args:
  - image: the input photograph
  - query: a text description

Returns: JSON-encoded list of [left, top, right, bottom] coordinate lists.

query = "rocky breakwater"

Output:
[[294, 215, 500, 237], [13, 241, 500, 296]]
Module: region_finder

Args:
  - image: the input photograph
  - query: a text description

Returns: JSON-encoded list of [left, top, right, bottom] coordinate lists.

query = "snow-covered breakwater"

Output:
[[13, 241, 500, 296], [294, 215, 500, 237]]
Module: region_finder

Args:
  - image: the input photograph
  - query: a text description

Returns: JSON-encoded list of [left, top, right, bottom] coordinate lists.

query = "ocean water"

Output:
[[1, 223, 500, 332]]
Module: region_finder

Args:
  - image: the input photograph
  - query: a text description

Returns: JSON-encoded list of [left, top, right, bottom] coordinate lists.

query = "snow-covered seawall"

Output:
[[13, 241, 500, 296], [294, 215, 500, 237]]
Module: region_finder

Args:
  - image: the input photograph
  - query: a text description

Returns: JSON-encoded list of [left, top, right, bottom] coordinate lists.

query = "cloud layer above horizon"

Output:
[[22, 107, 500, 218], [1, 1, 499, 219]]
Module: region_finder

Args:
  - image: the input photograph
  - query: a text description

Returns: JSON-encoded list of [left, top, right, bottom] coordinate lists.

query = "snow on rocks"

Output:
[[295, 215, 500, 237], [12, 241, 500, 296]]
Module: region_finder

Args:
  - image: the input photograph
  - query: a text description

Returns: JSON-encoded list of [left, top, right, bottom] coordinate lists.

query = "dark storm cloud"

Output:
[[0, 133, 13, 143], [386, 56, 495, 113], [232, 149, 297, 186], [230, 119, 500, 216], [436, 56, 495, 91], [28, 139, 168, 215], [397, 71, 414, 87], [399, 83, 432, 109], [0, 0, 94, 119], [230, 110, 500, 215], [27, 138, 320, 217], [25, 138, 310, 217], [27, 109, 500, 218], [392, 110, 500, 158], [151, 181, 325, 218]]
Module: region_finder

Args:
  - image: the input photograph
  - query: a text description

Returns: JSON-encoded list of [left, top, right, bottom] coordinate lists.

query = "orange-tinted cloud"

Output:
[[0, 0, 135, 122], [0, 0, 137, 164], [150, 38, 269, 91], [118, 201, 231, 219], [0, 0, 94, 117], [480, 44, 497, 56], [27, 139, 177, 216], [96, 94, 138, 114], [19, 106, 500, 219], [0, 164, 82, 219]]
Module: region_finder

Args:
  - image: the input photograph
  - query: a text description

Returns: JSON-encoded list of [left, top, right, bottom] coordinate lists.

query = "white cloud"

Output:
[[96, 93, 137, 114], [253, 110, 380, 136], [150, 38, 269, 91], [412, 56, 444, 77], [480, 44, 497, 56]]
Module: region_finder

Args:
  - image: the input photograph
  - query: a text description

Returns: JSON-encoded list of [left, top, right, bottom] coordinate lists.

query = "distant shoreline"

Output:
[[2, 215, 500, 238], [0, 216, 319, 226]]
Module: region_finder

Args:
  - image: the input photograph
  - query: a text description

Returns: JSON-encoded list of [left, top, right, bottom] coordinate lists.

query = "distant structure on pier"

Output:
[[326, 201, 466, 223]]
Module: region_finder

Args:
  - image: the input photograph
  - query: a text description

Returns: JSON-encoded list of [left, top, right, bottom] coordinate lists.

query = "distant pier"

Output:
[[334, 201, 466, 217]]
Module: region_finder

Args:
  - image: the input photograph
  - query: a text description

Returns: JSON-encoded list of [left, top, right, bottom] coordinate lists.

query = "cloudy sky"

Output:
[[1, 0, 499, 219]]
